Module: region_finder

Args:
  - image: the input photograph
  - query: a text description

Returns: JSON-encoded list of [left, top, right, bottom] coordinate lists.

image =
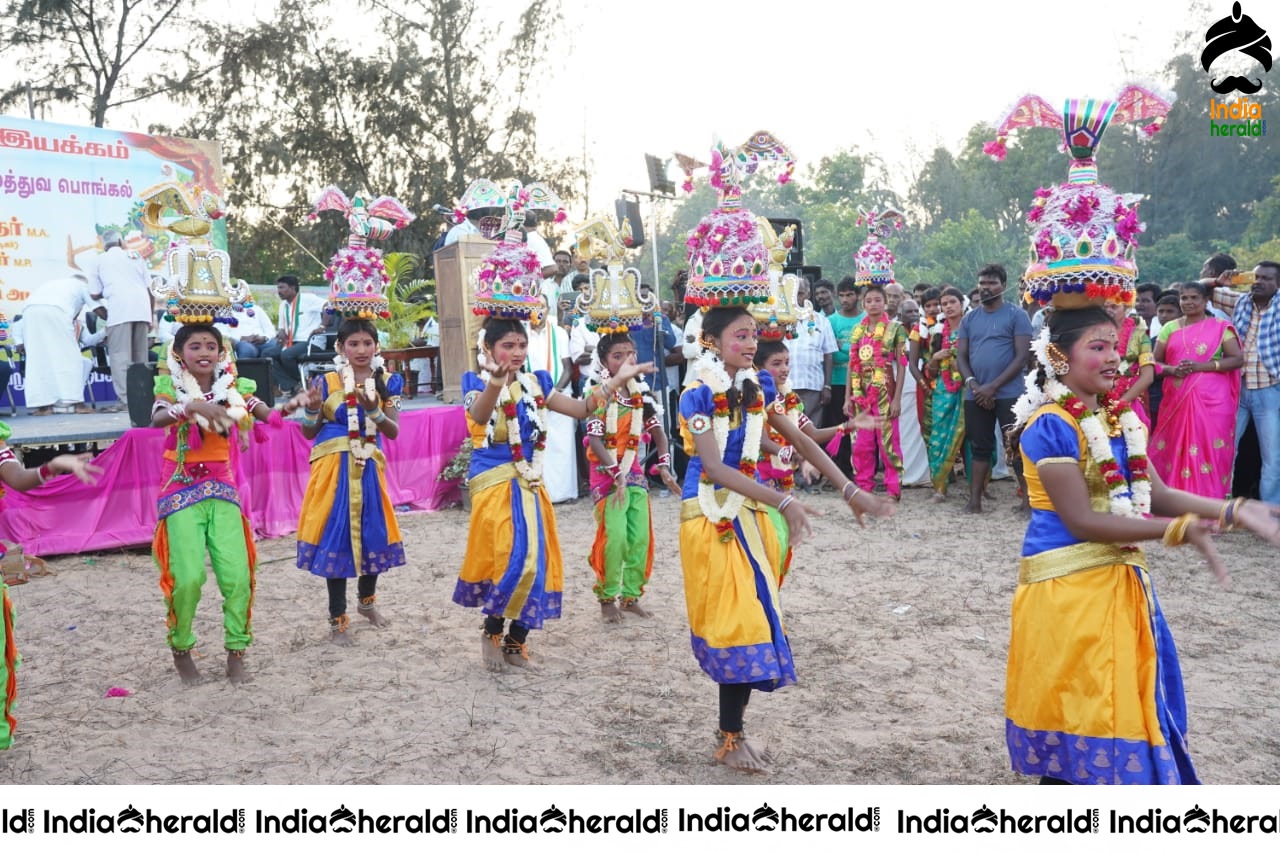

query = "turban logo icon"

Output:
[[1202, 2, 1273, 94]]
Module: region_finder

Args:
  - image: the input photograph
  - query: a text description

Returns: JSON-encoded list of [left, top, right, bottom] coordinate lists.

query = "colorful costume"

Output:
[[993, 86, 1183, 783], [296, 370, 406, 578], [152, 375, 259, 653], [454, 369, 563, 627], [679, 369, 793, 690], [848, 315, 907, 496], [1115, 314, 1155, 427], [926, 317, 966, 494], [1009, 405, 1195, 784], [1149, 318, 1240, 498], [0, 428, 19, 749], [584, 381, 657, 603]]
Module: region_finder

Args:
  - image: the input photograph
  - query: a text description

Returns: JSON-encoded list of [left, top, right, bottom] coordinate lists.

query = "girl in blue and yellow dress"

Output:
[[297, 318, 405, 645], [0, 426, 101, 749], [679, 307, 892, 773], [454, 317, 654, 671], [1006, 306, 1280, 784]]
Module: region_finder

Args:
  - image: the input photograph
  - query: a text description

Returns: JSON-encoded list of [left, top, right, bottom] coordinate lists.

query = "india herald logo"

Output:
[[1202, 2, 1273, 94]]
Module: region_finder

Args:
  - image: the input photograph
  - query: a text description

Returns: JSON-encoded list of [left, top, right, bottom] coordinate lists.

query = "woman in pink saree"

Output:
[[1149, 282, 1244, 498]]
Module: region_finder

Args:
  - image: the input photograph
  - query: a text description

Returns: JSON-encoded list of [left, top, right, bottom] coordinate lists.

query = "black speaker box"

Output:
[[126, 362, 159, 428], [235, 357, 275, 408]]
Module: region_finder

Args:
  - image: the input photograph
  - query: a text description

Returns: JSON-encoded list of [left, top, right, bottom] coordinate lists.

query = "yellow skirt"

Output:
[[454, 465, 563, 629], [679, 500, 795, 688], [1005, 562, 1197, 784]]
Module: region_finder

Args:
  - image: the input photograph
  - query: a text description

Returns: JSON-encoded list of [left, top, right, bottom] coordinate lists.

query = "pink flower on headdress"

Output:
[[682, 178, 694, 194], [554, 209, 567, 224], [1034, 187, 1052, 200], [523, 255, 541, 273], [778, 172, 791, 185], [1116, 208, 1143, 244], [453, 208, 467, 224], [736, 219, 755, 241], [478, 267, 496, 283], [983, 138, 1008, 162], [686, 235, 699, 252], [1066, 194, 1098, 226], [1035, 232, 1058, 262]]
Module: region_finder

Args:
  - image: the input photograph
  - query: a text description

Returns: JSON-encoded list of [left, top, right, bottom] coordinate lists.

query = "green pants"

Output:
[[155, 498, 255, 652], [589, 486, 653, 600]]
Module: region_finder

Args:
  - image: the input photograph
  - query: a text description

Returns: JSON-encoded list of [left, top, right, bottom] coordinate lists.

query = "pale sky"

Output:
[[540, 0, 1209, 206]]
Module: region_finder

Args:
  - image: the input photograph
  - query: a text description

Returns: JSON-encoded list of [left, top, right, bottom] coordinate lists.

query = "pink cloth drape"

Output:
[[0, 407, 467, 556], [1149, 319, 1239, 499]]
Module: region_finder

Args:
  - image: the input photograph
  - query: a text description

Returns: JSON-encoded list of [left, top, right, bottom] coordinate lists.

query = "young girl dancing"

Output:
[[1, 432, 101, 747], [151, 323, 285, 683], [584, 333, 679, 622], [456, 317, 653, 669], [297, 318, 404, 646], [680, 306, 892, 773]]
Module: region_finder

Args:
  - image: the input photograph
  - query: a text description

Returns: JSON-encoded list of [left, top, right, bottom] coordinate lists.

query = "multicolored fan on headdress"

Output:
[[141, 181, 255, 325], [682, 131, 796, 310], [853, 207, 905, 288], [749, 217, 800, 340], [985, 85, 1174, 309], [571, 215, 656, 335], [308, 186, 415, 320], [466, 179, 566, 321]]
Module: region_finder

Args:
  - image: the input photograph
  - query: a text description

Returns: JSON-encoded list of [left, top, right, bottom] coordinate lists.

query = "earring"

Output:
[[1046, 343, 1070, 376]]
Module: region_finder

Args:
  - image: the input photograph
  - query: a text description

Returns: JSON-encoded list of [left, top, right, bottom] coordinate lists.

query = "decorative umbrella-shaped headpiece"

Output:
[[682, 130, 796, 311], [984, 84, 1174, 309], [748, 217, 800, 340], [142, 181, 255, 325], [308, 186, 415, 320], [463, 179, 566, 322], [853, 206, 906, 288], [571, 215, 656, 335]]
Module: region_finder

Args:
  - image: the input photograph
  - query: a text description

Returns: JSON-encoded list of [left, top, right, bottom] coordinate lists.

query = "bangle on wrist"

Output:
[[37, 463, 54, 484], [842, 481, 861, 502], [1162, 512, 1198, 547], [369, 408, 387, 424], [777, 495, 794, 513]]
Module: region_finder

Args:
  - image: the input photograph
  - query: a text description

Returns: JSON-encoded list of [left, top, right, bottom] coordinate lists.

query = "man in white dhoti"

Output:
[[525, 296, 578, 503], [22, 274, 104, 415]]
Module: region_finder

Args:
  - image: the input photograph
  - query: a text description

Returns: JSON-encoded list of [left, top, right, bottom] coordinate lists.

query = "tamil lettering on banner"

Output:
[[0, 116, 226, 318]]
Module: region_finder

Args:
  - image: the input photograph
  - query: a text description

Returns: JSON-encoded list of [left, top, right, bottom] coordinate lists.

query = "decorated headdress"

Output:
[[748, 217, 800, 340], [142, 182, 255, 325], [985, 85, 1174, 309], [308, 186, 415, 320], [464, 179, 566, 322], [682, 131, 796, 310], [852, 207, 906, 288], [571, 215, 656, 335]]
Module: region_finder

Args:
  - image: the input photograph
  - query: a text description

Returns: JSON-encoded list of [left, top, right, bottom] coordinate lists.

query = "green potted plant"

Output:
[[381, 252, 436, 349], [437, 437, 473, 509]]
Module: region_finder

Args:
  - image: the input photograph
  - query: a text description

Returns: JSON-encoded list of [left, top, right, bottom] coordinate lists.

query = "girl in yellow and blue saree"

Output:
[[297, 319, 404, 646], [1007, 307, 1280, 784]]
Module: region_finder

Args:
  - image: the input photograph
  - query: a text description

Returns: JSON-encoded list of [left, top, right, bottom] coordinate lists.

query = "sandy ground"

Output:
[[1, 478, 1278, 786]]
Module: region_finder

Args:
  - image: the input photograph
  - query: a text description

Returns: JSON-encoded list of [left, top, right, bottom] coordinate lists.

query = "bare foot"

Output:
[[357, 603, 390, 627], [931, 492, 947, 503], [225, 650, 249, 684], [481, 633, 505, 673], [961, 501, 983, 514], [619, 598, 651, 618], [172, 648, 201, 686], [715, 731, 767, 774], [600, 599, 623, 623], [329, 615, 354, 647]]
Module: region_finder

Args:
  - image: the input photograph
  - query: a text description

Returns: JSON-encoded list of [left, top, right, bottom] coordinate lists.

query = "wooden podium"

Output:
[[432, 234, 497, 403]]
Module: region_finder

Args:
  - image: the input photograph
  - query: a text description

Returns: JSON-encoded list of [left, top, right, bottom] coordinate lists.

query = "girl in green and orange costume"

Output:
[[584, 333, 679, 622], [151, 323, 297, 684], [0, 432, 101, 749]]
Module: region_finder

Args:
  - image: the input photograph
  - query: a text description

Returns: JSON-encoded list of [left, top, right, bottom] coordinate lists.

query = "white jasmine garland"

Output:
[[487, 370, 547, 486], [693, 350, 764, 525], [167, 344, 248, 427], [333, 353, 379, 463], [598, 367, 647, 479]]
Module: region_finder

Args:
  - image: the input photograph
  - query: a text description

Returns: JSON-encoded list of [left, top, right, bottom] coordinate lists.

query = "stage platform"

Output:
[[0, 398, 467, 557]]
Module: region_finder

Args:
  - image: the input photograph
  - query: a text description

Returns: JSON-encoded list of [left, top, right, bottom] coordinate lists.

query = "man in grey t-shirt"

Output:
[[956, 264, 1031, 513]]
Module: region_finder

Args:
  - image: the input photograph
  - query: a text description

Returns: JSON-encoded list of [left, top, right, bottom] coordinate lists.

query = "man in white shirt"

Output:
[[229, 304, 281, 361], [541, 248, 573, 326], [272, 275, 328, 394], [784, 277, 837, 423], [92, 230, 152, 412], [22, 274, 104, 414]]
